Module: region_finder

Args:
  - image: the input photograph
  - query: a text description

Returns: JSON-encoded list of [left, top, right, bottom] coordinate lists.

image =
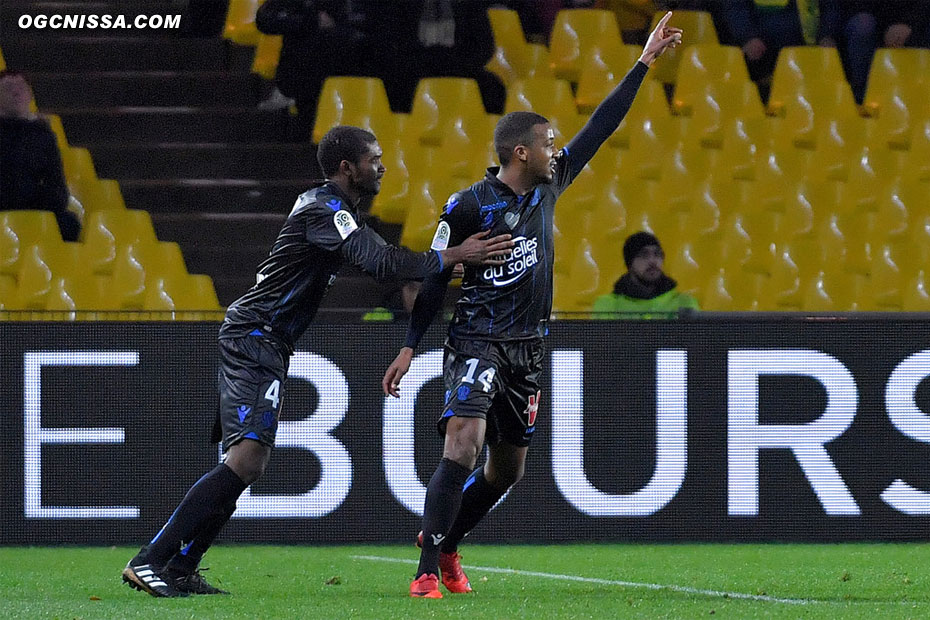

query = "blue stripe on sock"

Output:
[[463, 472, 478, 491], [179, 540, 195, 556]]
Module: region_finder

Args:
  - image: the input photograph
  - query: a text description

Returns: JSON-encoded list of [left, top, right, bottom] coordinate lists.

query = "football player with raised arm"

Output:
[[382, 13, 683, 599]]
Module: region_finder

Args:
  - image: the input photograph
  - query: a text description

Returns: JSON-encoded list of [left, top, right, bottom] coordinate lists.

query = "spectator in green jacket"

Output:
[[592, 231, 699, 318]]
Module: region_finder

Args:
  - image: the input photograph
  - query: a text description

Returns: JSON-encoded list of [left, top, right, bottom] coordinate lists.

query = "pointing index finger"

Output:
[[657, 10, 673, 30]]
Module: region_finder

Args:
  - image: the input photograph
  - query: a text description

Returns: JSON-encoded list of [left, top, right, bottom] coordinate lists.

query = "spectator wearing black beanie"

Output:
[[592, 231, 699, 318]]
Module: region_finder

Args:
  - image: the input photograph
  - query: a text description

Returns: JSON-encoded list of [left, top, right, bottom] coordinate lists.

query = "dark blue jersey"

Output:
[[405, 61, 649, 348], [429, 156, 576, 341], [222, 181, 443, 352]]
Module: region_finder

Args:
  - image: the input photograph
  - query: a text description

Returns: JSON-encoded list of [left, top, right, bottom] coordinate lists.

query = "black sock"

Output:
[[441, 468, 507, 554], [165, 497, 237, 576], [416, 458, 471, 578], [135, 464, 246, 568]]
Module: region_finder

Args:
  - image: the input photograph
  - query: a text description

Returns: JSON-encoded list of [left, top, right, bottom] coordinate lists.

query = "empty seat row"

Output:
[[0, 211, 222, 315]]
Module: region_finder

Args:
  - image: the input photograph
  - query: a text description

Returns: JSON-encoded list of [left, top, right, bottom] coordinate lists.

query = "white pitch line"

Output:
[[352, 554, 812, 605]]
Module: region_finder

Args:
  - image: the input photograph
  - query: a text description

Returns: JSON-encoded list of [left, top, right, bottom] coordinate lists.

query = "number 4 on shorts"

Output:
[[264, 380, 280, 409]]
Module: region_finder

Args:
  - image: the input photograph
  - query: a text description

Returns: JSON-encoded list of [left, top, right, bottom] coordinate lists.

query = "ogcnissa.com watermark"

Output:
[[18, 14, 182, 30]]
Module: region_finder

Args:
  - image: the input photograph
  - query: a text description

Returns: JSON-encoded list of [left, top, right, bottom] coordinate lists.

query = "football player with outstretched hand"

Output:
[[383, 12, 683, 599]]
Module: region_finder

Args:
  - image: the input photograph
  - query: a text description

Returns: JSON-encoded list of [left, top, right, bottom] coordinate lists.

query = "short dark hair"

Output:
[[494, 111, 549, 166], [317, 126, 378, 177]]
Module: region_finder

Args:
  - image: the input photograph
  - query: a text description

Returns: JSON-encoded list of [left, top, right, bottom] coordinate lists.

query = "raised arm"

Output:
[[564, 12, 682, 173]]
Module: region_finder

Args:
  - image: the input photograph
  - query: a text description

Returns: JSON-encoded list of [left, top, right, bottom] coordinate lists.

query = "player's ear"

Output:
[[338, 159, 354, 177], [514, 144, 528, 163]]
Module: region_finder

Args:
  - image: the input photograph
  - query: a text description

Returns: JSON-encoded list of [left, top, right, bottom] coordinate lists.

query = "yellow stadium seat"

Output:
[[2, 210, 62, 248], [48, 274, 110, 313], [700, 268, 738, 311], [837, 211, 874, 276], [549, 9, 622, 83], [575, 41, 643, 113], [683, 80, 765, 148], [863, 48, 930, 116], [0, 46, 6, 71], [769, 47, 858, 148], [96, 179, 127, 211], [61, 146, 99, 189], [661, 140, 713, 210], [251, 34, 283, 81], [312, 77, 397, 144], [608, 79, 670, 149], [872, 178, 916, 242], [110, 242, 184, 310], [867, 242, 910, 309], [224, 0, 263, 46], [187, 274, 223, 310], [12, 242, 85, 309], [106, 244, 145, 310], [370, 130, 418, 224], [400, 176, 445, 252], [844, 146, 906, 214], [434, 115, 499, 181], [717, 117, 769, 180], [803, 266, 867, 311], [81, 210, 158, 275], [613, 115, 680, 181], [505, 77, 583, 140], [409, 78, 488, 147], [806, 116, 869, 183], [909, 120, 930, 181], [486, 8, 535, 86], [903, 270, 930, 311], [138, 242, 189, 282], [868, 81, 929, 150], [673, 45, 751, 116], [0, 211, 63, 279], [649, 11, 718, 85], [523, 44, 556, 80], [45, 114, 69, 152]]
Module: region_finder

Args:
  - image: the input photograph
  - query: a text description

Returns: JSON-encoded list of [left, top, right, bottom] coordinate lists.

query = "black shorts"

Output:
[[213, 335, 289, 451], [439, 337, 544, 448]]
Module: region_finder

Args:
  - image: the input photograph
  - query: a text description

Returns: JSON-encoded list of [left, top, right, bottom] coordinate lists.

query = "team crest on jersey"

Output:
[[504, 211, 520, 229], [430, 221, 451, 250], [333, 210, 358, 239], [525, 391, 541, 426]]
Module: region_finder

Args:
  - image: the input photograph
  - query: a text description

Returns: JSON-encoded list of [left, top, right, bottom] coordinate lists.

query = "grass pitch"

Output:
[[3, 544, 928, 619]]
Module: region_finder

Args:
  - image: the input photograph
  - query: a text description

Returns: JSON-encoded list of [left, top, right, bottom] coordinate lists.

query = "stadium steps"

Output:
[[79, 143, 317, 179], [4, 1, 405, 309], [3, 36, 254, 71], [29, 72, 265, 108], [52, 108, 298, 143], [118, 179, 315, 214]]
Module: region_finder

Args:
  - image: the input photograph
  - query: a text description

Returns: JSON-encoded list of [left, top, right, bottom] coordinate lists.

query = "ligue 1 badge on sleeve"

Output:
[[430, 221, 451, 250], [333, 210, 358, 240]]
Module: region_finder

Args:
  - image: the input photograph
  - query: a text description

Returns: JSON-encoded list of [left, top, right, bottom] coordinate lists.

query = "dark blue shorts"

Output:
[[439, 337, 544, 448], [213, 335, 288, 451]]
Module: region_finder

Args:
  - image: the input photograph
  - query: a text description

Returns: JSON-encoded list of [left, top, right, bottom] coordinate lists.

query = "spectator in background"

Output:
[[504, 0, 599, 45], [369, 0, 506, 114], [721, 0, 822, 99], [0, 70, 80, 241], [176, 0, 230, 37], [592, 231, 698, 317], [820, 0, 930, 103], [256, 0, 368, 132]]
